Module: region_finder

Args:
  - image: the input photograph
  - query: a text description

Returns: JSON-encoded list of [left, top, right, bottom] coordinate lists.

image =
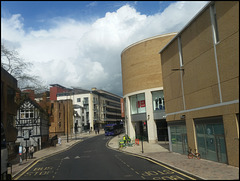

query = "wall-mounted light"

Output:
[[180, 115, 186, 120], [147, 115, 150, 120]]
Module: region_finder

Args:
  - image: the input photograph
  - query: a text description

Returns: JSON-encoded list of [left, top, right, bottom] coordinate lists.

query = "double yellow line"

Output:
[[106, 138, 198, 180]]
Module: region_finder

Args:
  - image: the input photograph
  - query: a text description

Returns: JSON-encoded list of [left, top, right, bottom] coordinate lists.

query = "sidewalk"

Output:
[[107, 133, 239, 180], [10, 130, 103, 179], [10, 131, 239, 180]]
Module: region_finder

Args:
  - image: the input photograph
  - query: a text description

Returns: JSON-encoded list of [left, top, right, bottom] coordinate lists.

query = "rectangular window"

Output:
[[195, 116, 227, 164], [77, 98, 81, 102], [130, 93, 146, 114], [152, 90, 165, 111], [169, 122, 188, 155], [178, 36, 184, 67], [210, 4, 219, 44]]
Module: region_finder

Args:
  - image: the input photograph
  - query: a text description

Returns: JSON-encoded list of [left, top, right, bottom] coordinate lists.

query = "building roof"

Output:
[[121, 32, 178, 56], [49, 84, 68, 89]]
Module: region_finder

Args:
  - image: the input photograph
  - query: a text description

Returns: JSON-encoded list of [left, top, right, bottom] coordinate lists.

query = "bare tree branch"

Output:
[[1, 43, 48, 93]]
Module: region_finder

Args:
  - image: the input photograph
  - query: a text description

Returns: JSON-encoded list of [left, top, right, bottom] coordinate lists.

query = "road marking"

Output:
[[122, 152, 197, 180], [75, 156, 80, 159]]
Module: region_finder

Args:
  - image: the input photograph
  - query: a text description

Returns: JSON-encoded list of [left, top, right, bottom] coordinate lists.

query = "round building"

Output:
[[121, 33, 177, 143]]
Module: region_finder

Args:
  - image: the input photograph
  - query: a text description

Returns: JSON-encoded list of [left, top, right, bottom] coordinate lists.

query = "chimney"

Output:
[[23, 89, 35, 101]]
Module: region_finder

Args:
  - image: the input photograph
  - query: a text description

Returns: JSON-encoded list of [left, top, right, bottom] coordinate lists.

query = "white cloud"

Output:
[[1, 1, 208, 96]]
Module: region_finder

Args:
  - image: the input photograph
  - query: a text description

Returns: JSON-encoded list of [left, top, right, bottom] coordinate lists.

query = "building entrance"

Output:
[[195, 116, 227, 164], [134, 121, 148, 141], [156, 119, 168, 141]]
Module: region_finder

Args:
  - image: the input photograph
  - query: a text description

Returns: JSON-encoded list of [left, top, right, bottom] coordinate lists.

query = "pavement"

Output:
[[10, 131, 239, 180]]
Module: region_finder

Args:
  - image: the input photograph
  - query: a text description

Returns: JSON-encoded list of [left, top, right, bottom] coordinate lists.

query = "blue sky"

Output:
[[1, 1, 174, 31], [1, 1, 209, 96]]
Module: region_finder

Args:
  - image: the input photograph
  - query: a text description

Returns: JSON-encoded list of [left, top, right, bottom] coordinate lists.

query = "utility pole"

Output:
[[67, 99, 69, 143]]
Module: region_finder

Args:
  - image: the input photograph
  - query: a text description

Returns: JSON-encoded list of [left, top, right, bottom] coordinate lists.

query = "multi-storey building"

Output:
[[1, 67, 18, 159], [121, 33, 177, 143], [15, 97, 49, 150], [160, 1, 239, 166], [35, 90, 73, 138], [56, 85, 122, 132]]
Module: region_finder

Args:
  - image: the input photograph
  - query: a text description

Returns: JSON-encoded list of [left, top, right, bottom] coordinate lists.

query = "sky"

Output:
[[1, 1, 209, 96]]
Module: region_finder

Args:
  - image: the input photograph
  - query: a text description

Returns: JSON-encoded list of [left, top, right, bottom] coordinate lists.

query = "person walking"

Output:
[[22, 146, 26, 160], [29, 145, 34, 159], [58, 137, 61, 145]]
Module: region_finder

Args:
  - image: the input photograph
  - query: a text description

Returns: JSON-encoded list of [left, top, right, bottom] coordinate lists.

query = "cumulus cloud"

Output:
[[1, 1, 208, 96]]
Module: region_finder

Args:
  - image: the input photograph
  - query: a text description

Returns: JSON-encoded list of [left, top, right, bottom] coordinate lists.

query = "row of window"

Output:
[[169, 116, 233, 164], [129, 90, 165, 115]]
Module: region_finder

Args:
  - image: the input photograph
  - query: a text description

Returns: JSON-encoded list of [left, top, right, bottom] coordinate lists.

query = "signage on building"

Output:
[[137, 100, 145, 108], [121, 98, 125, 118]]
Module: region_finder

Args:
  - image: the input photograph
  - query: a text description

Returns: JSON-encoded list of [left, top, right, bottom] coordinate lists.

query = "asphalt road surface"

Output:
[[17, 135, 201, 180]]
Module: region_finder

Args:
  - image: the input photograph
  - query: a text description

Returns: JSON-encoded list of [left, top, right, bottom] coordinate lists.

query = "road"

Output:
[[17, 135, 201, 180]]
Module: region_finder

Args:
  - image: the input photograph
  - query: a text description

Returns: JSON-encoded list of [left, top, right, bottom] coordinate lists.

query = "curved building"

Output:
[[121, 33, 177, 143]]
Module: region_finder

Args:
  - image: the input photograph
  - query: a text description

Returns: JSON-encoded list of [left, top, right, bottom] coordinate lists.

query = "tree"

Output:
[[1, 43, 48, 93]]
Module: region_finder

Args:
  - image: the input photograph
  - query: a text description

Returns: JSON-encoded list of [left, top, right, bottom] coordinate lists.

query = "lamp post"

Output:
[[141, 121, 144, 153], [66, 94, 69, 143]]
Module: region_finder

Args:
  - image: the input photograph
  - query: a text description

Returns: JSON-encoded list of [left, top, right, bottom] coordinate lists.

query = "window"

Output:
[[130, 93, 146, 114], [20, 109, 34, 119], [152, 90, 165, 111], [195, 116, 227, 163], [83, 97, 89, 104], [210, 4, 219, 44], [77, 98, 81, 102], [178, 36, 184, 67], [169, 122, 188, 155]]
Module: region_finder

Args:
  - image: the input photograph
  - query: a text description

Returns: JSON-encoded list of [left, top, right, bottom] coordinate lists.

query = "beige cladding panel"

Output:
[[181, 7, 213, 65], [162, 71, 182, 100], [216, 32, 239, 83], [165, 96, 184, 114], [185, 84, 220, 109], [161, 40, 179, 79], [121, 34, 176, 96], [216, 1, 239, 41], [221, 77, 239, 102], [182, 48, 218, 96]]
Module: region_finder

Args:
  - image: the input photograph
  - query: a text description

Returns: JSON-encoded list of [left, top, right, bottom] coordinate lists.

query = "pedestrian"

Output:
[[22, 146, 26, 160], [97, 128, 99, 134], [58, 137, 61, 145], [29, 145, 34, 159], [123, 135, 126, 144]]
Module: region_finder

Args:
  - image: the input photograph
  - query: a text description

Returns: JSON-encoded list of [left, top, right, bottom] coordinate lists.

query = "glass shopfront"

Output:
[[195, 116, 227, 164], [152, 90, 165, 111], [130, 93, 146, 114], [169, 121, 188, 155]]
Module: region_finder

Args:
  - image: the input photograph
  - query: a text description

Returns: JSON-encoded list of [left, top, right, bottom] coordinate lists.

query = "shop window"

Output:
[[169, 122, 188, 155], [130, 93, 146, 115], [152, 90, 165, 111], [195, 116, 227, 164]]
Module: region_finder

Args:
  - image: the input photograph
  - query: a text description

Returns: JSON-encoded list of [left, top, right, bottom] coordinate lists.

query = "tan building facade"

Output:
[[48, 100, 73, 138], [160, 1, 239, 166], [121, 33, 177, 143]]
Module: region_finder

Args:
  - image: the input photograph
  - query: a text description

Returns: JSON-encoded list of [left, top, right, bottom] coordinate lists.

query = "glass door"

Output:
[[195, 117, 227, 164]]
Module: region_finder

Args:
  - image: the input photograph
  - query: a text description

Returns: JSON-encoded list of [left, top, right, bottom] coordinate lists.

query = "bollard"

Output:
[[135, 139, 139, 145]]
